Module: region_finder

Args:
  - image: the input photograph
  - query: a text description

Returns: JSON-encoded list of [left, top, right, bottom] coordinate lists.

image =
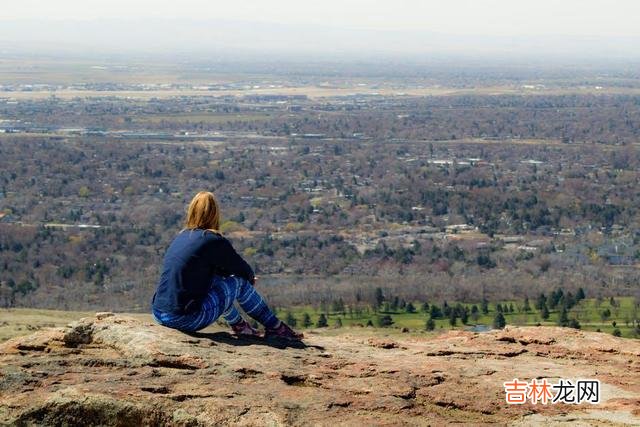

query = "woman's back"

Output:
[[151, 229, 254, 315]]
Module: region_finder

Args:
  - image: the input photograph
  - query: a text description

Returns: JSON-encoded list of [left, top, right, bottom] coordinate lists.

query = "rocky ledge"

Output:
[[1, 314, 639, 426]]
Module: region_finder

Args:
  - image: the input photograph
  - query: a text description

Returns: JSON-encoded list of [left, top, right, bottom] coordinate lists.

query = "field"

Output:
[[276, 296, 639, 338], [2, 297, 637, 343]]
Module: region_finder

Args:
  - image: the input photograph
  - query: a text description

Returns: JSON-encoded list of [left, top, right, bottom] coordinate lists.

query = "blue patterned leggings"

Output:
[[152, 275, 279, 332]]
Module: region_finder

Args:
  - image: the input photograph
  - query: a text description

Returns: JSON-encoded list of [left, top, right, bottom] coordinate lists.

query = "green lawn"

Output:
[[274, 297, 640, 339]]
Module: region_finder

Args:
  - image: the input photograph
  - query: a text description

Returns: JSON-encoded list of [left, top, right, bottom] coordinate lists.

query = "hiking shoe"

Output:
[[265, 321, 304, 341], [230, 320, 261, 337]]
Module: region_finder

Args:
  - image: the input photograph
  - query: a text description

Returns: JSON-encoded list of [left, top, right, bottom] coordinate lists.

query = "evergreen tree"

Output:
[[421, 302, 429, 312], [541, 303, 550, 320], [334, 317, 343, 328], [448, 311, 457, 327], [316, 313, 328, 328], [496, 303, 503, 313], [481, 298, 489, 314], [443, 300, 451, 317], [460, 307, 469, 324], [285, 312, 297, 327], [523, 297, 531, 312], [549, 288, 563, 309], [377, 314, 394, 327], [405, 302, 416, 313], [576, 288, 586, 301], [374, 287, 384, 310], [558, 305, 569, 327], [426, 317, 436, 331], [535, 293, 546, 311], [429, 304, 442, 319], [470, 304, 480, 321], [391, 296, 399, 312], [302, 313, 312, 328], [493, 312, 506, 329]]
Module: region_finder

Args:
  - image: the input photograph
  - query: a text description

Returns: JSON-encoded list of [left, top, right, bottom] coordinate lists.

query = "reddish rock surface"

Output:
[[1, 314, 639, 426]]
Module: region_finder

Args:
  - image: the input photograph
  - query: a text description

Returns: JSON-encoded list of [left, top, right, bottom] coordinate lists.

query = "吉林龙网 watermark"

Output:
[[503, 378, 600, 404]]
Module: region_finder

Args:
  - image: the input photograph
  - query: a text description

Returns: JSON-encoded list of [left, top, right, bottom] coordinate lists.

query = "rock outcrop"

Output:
[[1, 314, 639, 426]]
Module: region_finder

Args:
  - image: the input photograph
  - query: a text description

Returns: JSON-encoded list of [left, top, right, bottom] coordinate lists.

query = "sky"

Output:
[[1, 0, 639, 59]]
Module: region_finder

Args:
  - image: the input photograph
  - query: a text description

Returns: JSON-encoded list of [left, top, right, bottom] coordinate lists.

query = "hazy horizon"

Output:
[[2, 1, 640, 62]]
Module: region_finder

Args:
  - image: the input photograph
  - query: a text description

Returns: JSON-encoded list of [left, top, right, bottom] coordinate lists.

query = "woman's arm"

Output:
[[209, 236, 256, 284]]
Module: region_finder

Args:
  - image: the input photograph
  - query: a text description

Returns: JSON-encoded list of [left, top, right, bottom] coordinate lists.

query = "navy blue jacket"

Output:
[[151, 229, 255, 314]]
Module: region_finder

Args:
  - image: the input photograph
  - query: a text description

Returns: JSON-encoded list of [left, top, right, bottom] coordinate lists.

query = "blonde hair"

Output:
[[183, 191, 221, 233]]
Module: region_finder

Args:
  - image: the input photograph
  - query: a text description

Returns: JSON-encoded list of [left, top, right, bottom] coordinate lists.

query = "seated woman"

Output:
[[151, 191, 303, 341]]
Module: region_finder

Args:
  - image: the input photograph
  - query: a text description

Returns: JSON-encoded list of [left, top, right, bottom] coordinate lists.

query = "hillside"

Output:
[[1, 314, 639, 426]]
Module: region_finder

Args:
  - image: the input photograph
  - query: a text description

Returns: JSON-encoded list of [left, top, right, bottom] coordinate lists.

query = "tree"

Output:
[[448, 311, 457, 327], [316, 313, 328, 328], [470, 304, 480, 321], [557, 306, 569, 327], [460, 307, 469, 325], [429, 304, 442, 319], [405, 302, 416, 313], [285, 312, 297, 327], [541, 303, 550, 320], [481, 298, 489, 314], [426, 317, 436, 331], [421, 301, 429, 312], [535, 293, 547, 311], [302, 313, 312, 328], [612, 328, 622, 337], [331, 298, 345, 314], [334, 317, 343, 328], [78, 186, 90, 198], [390, 296, 399, 312], [377, 315, 394, 327], [374, 287, 385, 309], [493, 312, 506, 329], [477, 254, 496, 268], [442, 300, 451, 317], [523, 297, 531, 312], [600, 308, 611, 323]]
